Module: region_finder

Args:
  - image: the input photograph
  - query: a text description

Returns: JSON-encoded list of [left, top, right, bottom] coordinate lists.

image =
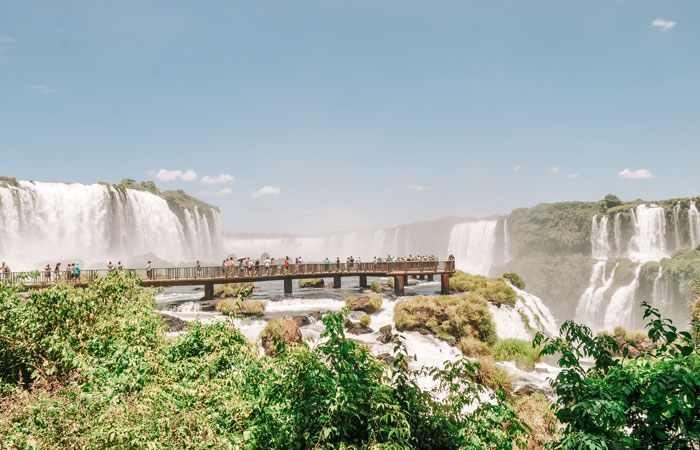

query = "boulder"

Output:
[[345, 294, 383, 314], [160, 313, 190, 332], [298, 278, 325, 288], [292, 314, 311, 327], [344, 317, 373, 335], [260, 316, 303, 357], [378, 325, 393, 344], [376, 353, 395, 365], [309, 311, 323, 321]]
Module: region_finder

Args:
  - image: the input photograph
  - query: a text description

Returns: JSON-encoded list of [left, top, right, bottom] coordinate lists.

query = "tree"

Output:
[[603, 194, 623, 210]]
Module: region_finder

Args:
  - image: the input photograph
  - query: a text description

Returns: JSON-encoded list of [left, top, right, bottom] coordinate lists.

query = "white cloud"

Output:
[[202, 173, 234, 184], [513, 166, 521, 171], [180, 169, 198, 181], [550, 167, 560, 173], [32, 85, 55, 94], [200, 188, 232, 196], [150, 168, 198, 182], [618, 168, 657, 179], [0, 36, 15, 52], [252, 186, 280, 198], [651, 18, 676, 31], [407, 184, 425, 192], [569, 173, 580, 179]]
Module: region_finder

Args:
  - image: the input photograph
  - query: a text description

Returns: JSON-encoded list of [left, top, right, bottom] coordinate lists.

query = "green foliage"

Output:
[[298, 278, 324, 288], [370, 280, 383, 293], [449, 271, 517, 306], [0, 272, 537, 448], [213, 282, 254, 298], [457, 336, 492, 357], [360, 314, 371, 327], [492, 339, 541, 370], [514, 392, 560, 446], [603, 194, 623, 210], [394, 293, 497, 346], [216, 298, 266, 317], [503, 272, 526, 290], [386, 278, 394, 288], [535, 303, 700, 449], [345, 294, 383, 313]]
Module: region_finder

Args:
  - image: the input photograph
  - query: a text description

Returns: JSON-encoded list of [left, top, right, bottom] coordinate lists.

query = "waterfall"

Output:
[[575, 261, 618, 329], [591, 215, 610, 260], [603, 265, 642, 331], [628, 204, 668, 262], [503, 218, 512, 263], [613, 213, 623, 256], [690, 201, 700, 249], [650, 266, 671, 315], [446, 221, 498, 275], [371, 229, 386, 257], [0, 181, 222, 270], [673, 202, 682, 251]]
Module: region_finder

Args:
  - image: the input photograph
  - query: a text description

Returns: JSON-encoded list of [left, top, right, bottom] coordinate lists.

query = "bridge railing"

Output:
[[0, 260, 455, 287]]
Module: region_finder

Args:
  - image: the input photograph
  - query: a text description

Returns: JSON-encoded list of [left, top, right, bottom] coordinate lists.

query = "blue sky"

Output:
[[1, 1, 698, 234]]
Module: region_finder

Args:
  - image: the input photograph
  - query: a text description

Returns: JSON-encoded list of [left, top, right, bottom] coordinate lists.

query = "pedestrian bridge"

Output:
[[3, 261, 456, 297]]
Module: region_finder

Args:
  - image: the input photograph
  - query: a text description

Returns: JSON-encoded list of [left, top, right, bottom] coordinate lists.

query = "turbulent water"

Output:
[[447, 221, 498, 275], [0, 181, 222, 269]]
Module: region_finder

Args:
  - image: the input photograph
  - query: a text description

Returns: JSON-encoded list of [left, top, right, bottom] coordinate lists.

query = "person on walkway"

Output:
[[0, 262, 8, 282], [336, 257, 340, 271], [107, 261, 114, 272], [44, 264, 52, 283], [264, 256, 271, 275], [55, 263, 61, 281], [284, 256, 290, 273], [73, 263, 81, 282], [196, 260, 202, 278], [146, 261, 152, 280], [118, 261, 124, 270]]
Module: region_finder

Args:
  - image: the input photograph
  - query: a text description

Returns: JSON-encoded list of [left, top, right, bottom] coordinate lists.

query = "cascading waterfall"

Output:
[[628, 204, 668, 262], [651, 266, 671, 315], [0, 181, 222, 269], [591, 215, 610, 260], [673, 202, 682, 250], [503, 218, 512, 263], [446, 221, 498, 275], [575, 261, 618, 330], [490, 283, 559, 339], [603, 265, 642, 331], [613, 213, 623, 256], [690, 201, 700, 249]]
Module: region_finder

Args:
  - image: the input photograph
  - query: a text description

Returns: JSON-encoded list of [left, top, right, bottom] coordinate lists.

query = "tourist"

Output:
[[107, 261, 114, 272], [0, 262, 7, 282], [356, 256, 361, 270], [44, 264, 52, 282], [264, 256, 271, 274], [73, 263, 81, 281], [146, 261, 152, 280], [255, 259, 260, 275], [336, 257, 340, 271], [284, 256, 290, 273], [54, 263, 61, 281], [196, 260, 202, 278], [118, 261, 124, 270]]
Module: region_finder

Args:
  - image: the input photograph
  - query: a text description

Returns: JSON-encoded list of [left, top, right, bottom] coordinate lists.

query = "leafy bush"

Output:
[[457, 336, 492, 357], [213, 282, 254, 298], [449, 271, 517, 306], [216, 298, 266, 316], [535, 302, 700, 449], [514, 392, 560, 446], [394, 293, 497, 346], [386, 278, 394, 288], [345, 294, 383, 313], [360, 314, 371, 327], [492, 339, 541, 370], [474, 356, 515, 394], [298, 278, 324, 288], [370, 280, 382, 293], [503, 272, 526, 290]]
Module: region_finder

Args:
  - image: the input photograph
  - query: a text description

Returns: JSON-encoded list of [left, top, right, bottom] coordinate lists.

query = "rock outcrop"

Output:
[[260, 316, 303, 356]]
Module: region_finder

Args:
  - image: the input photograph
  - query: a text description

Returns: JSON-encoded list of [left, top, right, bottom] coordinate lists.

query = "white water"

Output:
[[591, 215, 610, 260], [690, 201, 700, 249], [628, 204, 668, 262], [603, 265, 642, 331], [0, 181, 221, 269], [446, 221, 498, 276], [613, 213, 623, 256], [490, 284, 559, 340], [575, 262, 618, 332], [503, 218, 512, 263], [673, 202, 682, 250]]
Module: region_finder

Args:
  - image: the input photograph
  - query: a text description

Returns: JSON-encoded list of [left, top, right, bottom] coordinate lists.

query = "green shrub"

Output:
[[360, 315, 371, 327], [345, 294, 383, 313], [475, 356, 515, 394], [503, 272, 526, 290], [370, 281, 382, 293], [449, 271, 517, 306], [458, 336, 492, 357], [216, 299, 266, 317], [394, 293, 497, 345], [493, 339, 541, 370], [298, 278, 324, 288], [213, 282, 254, 298], [386, 278, 394, 288], [514, 393, 560, 446]]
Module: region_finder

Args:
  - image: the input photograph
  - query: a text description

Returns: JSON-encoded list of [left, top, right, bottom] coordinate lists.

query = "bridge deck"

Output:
[[1, 261, 456, 296]]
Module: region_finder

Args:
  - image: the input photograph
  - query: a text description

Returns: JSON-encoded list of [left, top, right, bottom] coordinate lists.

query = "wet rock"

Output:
[[345, 294, 383, 314], [160, 313, 190, 332], [310, 311, 322, 321], [378, 325, 393, 344], [418, 328, 431, 335], [260, 316, 303, 357], [376, 353, 395, 365], [344, 318, 373, 335], [292, 314, 311, 327], [516, 383, 553, 397]]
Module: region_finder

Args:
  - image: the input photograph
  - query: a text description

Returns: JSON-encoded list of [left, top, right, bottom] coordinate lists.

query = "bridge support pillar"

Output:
[[359, 275, 368, 289], [284, 278, 293, 295], [418, 274, 425, 280], [394, 275, 406, 296], [440, 274, 450, 295], [204, 282, 214, 300], [427, 274, 434, 282], [333, 275, 342, 289]]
